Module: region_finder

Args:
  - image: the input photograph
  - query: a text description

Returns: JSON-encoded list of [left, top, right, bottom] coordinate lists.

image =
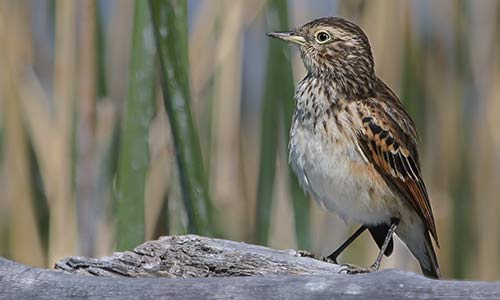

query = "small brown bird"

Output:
[[267, 17, 440, 278]]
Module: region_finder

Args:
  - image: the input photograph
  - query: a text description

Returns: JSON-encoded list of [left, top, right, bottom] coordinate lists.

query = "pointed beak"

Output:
[[266, 31, 306, 45]]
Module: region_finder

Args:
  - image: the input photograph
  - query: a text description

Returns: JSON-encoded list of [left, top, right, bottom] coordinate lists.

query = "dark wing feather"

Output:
[[355, 80, 438, 245]]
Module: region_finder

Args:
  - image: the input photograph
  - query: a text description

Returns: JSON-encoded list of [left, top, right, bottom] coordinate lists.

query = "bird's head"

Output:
[[267, 17, 375, 86]]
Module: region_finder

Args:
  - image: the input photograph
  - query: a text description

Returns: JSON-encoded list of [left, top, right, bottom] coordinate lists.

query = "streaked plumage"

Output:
[[268, 17, 440, 278]]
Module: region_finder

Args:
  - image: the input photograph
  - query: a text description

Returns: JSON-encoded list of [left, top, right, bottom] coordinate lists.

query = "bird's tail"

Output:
[[419, 231, 441, 278], [398, 221, 441, 279]]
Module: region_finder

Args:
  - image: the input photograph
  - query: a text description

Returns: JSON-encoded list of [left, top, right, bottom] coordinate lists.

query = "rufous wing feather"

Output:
[[355, 99, 439, 245]]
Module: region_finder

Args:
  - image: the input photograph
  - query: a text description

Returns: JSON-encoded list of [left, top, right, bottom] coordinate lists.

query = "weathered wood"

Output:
[[54, 235, 341, 277], [0, 235, 499, 300]]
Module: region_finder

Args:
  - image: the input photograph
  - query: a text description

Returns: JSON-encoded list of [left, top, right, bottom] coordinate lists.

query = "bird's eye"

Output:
[[315, 31, 331, 43]]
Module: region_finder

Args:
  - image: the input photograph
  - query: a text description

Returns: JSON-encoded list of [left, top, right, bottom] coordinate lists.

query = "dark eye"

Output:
[[315, 31, 331, 43]]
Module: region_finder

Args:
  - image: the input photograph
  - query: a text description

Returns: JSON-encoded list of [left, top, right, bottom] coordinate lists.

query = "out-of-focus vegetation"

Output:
[[115, 0, 155, 251], [150, 0, 213, 236], [0, 0, 499, 281], [256, 0, 310, 249]]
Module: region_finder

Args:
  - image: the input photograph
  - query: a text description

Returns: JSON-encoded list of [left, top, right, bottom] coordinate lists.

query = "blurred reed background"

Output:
[[0, 0, 499, 281]]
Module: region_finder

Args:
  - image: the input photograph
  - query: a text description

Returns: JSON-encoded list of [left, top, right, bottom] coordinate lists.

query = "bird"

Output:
[[267, 17, 440, 278]]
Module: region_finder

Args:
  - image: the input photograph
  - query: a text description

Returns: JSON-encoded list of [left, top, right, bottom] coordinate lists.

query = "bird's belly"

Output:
[[290, 126, 394, 225]]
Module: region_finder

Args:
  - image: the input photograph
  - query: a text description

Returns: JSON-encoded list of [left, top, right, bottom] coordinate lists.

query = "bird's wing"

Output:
[[354, 87, 438, 245]]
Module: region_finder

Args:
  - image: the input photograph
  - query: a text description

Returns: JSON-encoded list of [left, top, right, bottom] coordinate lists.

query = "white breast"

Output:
[[289, 120, 394, 226]]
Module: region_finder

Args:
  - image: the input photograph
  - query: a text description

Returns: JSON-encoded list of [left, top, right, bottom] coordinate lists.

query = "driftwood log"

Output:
[[0, 235, 499, 299]]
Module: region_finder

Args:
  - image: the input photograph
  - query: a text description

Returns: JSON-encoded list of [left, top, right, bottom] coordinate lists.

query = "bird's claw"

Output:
[[320, 256, 338, 264], [338, 263, 377, 275], [297, 250, 316, 258]]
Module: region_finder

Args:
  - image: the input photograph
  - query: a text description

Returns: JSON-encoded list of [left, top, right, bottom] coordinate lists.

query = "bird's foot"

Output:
[[297, 250, 316, 259], [338, 263, 377, 275], [320, 256, 338, 264]]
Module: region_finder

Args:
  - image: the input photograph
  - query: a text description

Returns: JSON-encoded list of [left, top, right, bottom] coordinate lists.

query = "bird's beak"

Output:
[[266, 31, 306, 45]]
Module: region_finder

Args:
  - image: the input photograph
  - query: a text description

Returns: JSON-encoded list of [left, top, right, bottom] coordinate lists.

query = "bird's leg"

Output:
[[369, 219, 399, 271], [323, 225, 367, 264], [340, 219, 399, 275]]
